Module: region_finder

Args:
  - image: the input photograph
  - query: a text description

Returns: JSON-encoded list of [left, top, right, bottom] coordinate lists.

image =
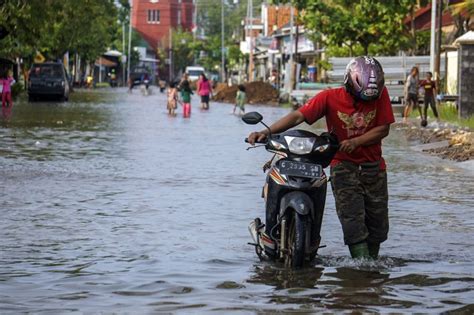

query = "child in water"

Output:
[[233, 84, 246, 115], [167, 82, 178, 116], [179, 74, 193, 118]]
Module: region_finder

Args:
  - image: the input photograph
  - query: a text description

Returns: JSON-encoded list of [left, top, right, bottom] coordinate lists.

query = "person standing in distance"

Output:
[[403, 66, 421, 123], [248, 56, 395, 259], [419, 71, 440, 125]]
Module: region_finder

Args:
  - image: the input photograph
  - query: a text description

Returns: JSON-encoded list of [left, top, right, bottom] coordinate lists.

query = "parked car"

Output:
[[28, 62, 71, 101], [185, 66, 205, 81]]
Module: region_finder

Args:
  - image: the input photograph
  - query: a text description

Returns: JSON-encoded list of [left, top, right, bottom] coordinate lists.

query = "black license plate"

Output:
[[279, 160, 322, 178]]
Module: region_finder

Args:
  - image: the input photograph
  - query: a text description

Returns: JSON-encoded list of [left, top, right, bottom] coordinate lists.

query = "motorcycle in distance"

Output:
[[243, 112, 339, 268]]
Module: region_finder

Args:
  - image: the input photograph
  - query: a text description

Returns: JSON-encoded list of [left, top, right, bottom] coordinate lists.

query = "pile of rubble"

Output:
[[212, 82, 279, 105], [398, 123, 473, 162], [424, 131, 473, 161]]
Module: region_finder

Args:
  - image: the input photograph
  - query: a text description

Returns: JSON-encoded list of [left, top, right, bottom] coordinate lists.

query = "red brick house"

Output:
[[132, 0, 194, 50]]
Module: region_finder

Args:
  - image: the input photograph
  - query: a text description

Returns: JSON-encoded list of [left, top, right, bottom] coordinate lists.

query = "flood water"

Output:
[[1, 88, 473, 313]]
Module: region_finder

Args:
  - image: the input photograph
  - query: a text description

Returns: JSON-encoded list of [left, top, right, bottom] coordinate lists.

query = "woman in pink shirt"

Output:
[[197, 73, 212, 110]]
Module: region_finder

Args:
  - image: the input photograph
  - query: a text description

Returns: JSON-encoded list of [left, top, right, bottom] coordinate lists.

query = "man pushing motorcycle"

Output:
[[248, 56, 395, 259]]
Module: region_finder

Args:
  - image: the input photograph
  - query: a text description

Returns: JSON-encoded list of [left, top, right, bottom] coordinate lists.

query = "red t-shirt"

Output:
[[299, 87, 395, 169], [419, 79, 436, 97]]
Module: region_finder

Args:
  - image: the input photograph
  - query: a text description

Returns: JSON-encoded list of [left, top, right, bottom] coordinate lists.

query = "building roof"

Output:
[[104, 50, 122, 57], [95, 57, 117, 67], [455, 31, 474, 45]]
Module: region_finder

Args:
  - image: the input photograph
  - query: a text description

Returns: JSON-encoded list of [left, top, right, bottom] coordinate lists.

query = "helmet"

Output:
[[344, 56, 385, 101]]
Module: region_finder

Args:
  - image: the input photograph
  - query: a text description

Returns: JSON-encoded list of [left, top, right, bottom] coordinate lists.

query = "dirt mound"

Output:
[[395, 122, 473, 161], [212, 82, 279, 105], [424, 143, 474, 161], [213, 83, 228, 95]]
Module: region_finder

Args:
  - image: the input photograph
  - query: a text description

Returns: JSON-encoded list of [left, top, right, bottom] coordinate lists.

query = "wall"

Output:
[[458, 44, 474, 118], [446, 50, 458, 95]]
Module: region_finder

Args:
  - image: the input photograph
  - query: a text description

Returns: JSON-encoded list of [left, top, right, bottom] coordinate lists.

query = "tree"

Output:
[[0, 0, 119, 62], [169, 28, 205, 74], [194, 0, 264, 72], [447, 0, 474, 43], [284, 0, 414, 55]]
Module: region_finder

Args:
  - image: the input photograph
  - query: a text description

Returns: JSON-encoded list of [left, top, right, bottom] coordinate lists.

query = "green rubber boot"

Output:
[[349, 242, 370, 259], [368, 242, 380, 259]]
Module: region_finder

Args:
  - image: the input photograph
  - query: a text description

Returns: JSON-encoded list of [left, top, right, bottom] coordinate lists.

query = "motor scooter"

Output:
[[141, 79, 150, 96], [243, 112, 338, 268]]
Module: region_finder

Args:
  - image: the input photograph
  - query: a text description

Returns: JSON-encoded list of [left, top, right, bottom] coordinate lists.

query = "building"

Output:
[[132, 0, 194, 50], [261, 4, 294, 37]]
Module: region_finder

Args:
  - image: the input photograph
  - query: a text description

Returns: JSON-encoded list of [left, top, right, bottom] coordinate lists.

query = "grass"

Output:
[[410, 102, 474, 130], [94, 82, 111, 88]]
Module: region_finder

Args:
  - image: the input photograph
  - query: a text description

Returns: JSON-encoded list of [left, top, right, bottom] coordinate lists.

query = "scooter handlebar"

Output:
[[244, 138, 267, 144]]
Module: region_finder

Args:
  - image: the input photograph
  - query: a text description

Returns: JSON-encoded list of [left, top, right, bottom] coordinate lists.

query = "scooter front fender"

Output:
[[279, 191, 314, 217]]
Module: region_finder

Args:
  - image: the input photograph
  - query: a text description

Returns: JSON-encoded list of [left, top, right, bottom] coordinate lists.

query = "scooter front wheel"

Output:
[[285, 212, 306, 268]]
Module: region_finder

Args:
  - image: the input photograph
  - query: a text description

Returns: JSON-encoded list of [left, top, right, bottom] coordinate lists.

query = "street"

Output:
[[1, 88, 473, 313]]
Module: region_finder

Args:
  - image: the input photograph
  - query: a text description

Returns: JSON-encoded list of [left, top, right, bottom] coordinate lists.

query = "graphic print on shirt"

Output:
[[337, 109, 376, 137]]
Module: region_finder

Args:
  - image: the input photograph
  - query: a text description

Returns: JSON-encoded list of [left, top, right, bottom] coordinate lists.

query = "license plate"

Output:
[[279, 160, 322, 178]]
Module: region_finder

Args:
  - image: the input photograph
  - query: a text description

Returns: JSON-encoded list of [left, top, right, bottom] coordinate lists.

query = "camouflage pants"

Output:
[[330, 161, 389, 245]]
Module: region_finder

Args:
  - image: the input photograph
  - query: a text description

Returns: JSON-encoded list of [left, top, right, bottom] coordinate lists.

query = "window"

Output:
[[147, 9, 160, 24], [177, 9, 181, 25]]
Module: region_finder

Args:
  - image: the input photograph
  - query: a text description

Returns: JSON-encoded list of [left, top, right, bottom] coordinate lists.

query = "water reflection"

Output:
[[248, 264, 324, 290], [2, 104, 13, 123]]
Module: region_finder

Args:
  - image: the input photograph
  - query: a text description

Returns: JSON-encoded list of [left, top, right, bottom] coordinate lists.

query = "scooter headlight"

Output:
[[285, 136, 316, 155]]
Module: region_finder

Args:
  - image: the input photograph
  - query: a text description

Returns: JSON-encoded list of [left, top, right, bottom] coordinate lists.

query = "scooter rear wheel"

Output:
[[286, 212, 306, 268]]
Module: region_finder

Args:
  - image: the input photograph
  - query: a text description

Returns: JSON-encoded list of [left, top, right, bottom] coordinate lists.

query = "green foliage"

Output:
[[227, 45, 244, 67], [194, 0, 260, 72], [0, 0, 118, 63], [171, 28, 204, 73], [11, 82, 24, 98], [414, 30, 431, 55], [280, 0, 413, 56], [196, 0, 263, 40]]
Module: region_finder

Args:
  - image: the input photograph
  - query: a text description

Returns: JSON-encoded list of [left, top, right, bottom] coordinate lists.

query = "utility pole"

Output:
[[288, 5, 294, 92], [193, 0, 197, 64], [127, 0, 133, 84], [248, 0, 254, 82], [169, 27, 173, 80], [122, 23, 126, 86], [193, 0, 198, 41], [429, 0, 436, 73], [221, 0, 225, 82], [435, 0, 443, 91]]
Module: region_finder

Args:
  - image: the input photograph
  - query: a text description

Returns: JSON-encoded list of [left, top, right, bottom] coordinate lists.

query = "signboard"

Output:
[[283, 35, 314, 54]]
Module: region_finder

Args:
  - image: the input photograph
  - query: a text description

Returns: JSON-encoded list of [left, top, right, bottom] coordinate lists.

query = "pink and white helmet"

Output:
[[344, 56, 385, 101]]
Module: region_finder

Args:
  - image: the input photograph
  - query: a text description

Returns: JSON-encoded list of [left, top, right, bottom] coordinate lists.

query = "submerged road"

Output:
[[1, 88, 473, 313]]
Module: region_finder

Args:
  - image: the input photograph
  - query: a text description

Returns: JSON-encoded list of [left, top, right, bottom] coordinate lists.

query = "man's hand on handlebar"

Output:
[[247, 131, 268, 145]]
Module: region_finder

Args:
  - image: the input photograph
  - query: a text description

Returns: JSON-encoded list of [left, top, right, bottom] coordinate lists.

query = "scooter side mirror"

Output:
[[242, 112, 263, 125]]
